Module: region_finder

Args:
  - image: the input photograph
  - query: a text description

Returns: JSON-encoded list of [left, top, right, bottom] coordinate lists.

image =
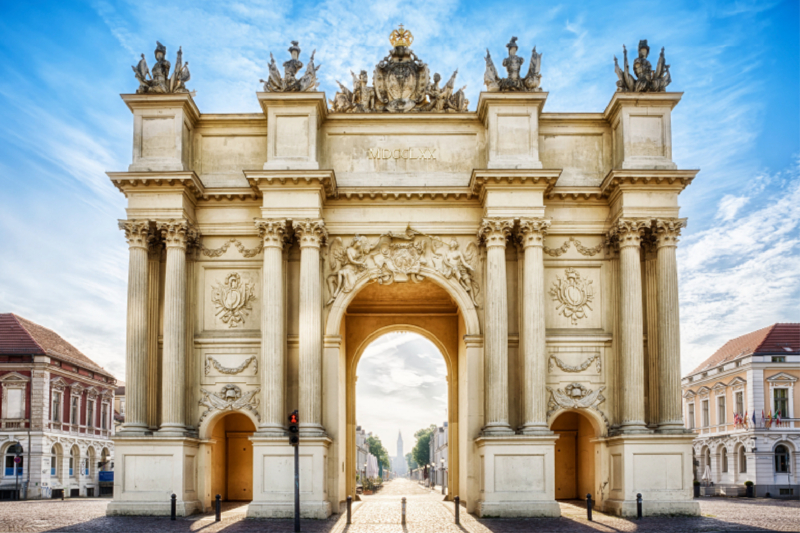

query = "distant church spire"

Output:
[[397, 430, 404, 457]]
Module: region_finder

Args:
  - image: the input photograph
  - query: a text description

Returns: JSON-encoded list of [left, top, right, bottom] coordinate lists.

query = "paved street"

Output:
[[0, 479, 797, 532]]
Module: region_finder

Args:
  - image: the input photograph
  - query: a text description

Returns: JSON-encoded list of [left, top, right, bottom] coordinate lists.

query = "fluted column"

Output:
[[518, 218, 551, 434], [293, 219, 327, 436], [118, 220, 151, 433], [158, 219, 194, 435], [655, 218, 687, 431], [613, 219, 649, 433], [478, 218, 515, 435], [256, 219, 291, 435], [146, 243, 161, 430]]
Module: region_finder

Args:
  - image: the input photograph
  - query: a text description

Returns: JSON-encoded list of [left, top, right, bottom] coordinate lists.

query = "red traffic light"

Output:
[[288, 410, 299, 424]]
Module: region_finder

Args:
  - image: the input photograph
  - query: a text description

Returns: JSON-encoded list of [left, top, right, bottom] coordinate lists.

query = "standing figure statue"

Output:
[[133, 41, 191, 94], [614, 40, 671, 92], [484, 37, 543, 92], [260, 41, 320, 93], [326, 235, 376, 304], [434, 239, 479, 305]]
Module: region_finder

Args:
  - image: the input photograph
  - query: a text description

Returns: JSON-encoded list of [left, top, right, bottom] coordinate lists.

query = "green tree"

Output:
[[411, 424, 437, 468], [366, 434, 391, 469], [406, 452, 418, 471]]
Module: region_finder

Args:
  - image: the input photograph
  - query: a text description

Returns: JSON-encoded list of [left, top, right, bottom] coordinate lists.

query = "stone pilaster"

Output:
[[612, 219, 649, 433], [293, 219, 327, 436], [118, 219, 151, 433], [256, 219, 292, 435], [655, 218, 687, 431], [157, 219, 194, 435], [478, 218, 515, 435], [146, 243, 161, 430], [517, 218, 551, 434]]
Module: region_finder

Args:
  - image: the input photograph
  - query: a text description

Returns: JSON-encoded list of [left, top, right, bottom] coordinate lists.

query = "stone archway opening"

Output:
[[341, 278, 466, 501], [551, 411, 598, 500], [208, 412, 256, 502]]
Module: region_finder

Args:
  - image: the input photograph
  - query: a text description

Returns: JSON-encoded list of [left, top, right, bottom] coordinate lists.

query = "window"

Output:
[[50, 446, 57, 477], [774, 389, 789, 417], [717, 396, 726, 425], [774, 445, 790, 473], [4, 446, 23, 476], [5, 388, 24, 419], [735, 392, 744, 417], [739, 446, 747, 473], [772, 356, 786, 363], [721, 447, 728, 472], [71, 396, 79, 425], [87, 401, 95, 429], [702, 400, 709, 427], [101, 403, 108, 430], [51, 392, 61, 422], [688, 403, 695, 429], [69, 447, 79, 478]]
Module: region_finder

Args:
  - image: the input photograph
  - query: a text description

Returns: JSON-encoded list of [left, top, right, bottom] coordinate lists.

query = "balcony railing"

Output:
[[0, 419, 28, 429]]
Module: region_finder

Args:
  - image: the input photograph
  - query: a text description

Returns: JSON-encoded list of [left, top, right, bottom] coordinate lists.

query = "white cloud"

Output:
[[715, 195, 750, 222]]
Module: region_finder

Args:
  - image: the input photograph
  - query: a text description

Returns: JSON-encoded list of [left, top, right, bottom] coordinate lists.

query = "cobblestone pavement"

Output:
[[0, 480, 797, 532]]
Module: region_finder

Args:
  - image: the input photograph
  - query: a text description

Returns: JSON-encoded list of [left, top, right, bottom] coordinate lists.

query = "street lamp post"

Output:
[[440, 458, 446, 495]]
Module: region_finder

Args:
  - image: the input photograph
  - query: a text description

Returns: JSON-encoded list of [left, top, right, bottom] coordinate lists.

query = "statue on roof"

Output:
[[132, 41, 191, 94], [614, 40, 671, 92], [484, 37, 542, 92], [329, 26, 468, 113], [260, 41, 320, 92]]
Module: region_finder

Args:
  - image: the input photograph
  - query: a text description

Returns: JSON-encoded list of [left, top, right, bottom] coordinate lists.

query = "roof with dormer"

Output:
[[688, 323, 800, 376], [0, 313, 116, 380]]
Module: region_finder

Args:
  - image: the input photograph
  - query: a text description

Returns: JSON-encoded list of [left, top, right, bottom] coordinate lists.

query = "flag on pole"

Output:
[[752, 411, 756, 426], [744, 411, 748, 428]]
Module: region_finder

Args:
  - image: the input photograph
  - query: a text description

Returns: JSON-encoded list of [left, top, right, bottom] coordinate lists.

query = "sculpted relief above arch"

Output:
[[326, 226, 481, 306]]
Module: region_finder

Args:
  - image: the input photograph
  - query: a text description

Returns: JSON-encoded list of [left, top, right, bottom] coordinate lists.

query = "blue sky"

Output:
[[0, 1, 798, 441]]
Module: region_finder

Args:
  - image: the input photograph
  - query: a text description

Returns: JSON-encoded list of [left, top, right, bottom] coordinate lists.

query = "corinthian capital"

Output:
[[654, 218, 687, 248], [609, 218, 649, 249], [478, 218, 514, 248], [118, 219, 151, 249], [256, 218, 291, 249], [292, 219, 327, 248], [517, 218, 551, 248], [157, 219, 197, 250]]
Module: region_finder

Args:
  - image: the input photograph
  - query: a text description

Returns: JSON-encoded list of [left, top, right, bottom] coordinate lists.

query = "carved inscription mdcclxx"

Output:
[[368, 148, 437, 160]]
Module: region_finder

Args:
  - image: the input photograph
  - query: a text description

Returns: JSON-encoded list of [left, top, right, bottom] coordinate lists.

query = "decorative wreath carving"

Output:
[[201, 238, 263, 258], [211, 273, 256, 328], [204, 356, 258, 376], [549, 268, 594, 325], [543, 237, 603, 257], [549, 353, 601, 373]]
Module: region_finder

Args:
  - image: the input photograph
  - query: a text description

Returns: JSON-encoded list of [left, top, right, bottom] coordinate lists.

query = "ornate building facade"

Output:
[[0, 314, 116, 500], [110, 31, 698, 517], [682, 323, 799, 497]]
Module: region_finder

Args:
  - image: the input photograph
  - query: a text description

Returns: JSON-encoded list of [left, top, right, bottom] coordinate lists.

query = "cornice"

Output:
[[546, 187, 605, 201], [257, 92, 328, 123], [244, 169, 337, 198], [476, 91, 548, 123], [196, 114, 266, 129], [600, 169, 698, 197], [107, 171, 206, 199], [603, 92, 683, 122], [334, 187, 477, 202], [469, 168, 562, 202], [120, 93, 201, 124], [197, 187, 261, 202]]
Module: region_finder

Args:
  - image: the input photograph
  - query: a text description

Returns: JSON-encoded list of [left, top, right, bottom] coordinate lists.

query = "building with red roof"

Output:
[[681, 323, 799, 498], [0, 314, 117, 500]]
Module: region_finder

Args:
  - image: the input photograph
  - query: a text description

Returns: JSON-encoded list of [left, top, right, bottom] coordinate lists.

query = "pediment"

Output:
[[0, 372, 30, 384], [712, 381, 727, 391], [766, 372, 797, 383], [51, 376, 68, 390], [697, 386, 710, 396], [683, 390, 696, 399]]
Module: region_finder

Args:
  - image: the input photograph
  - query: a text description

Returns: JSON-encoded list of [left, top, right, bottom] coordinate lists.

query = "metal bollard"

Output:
[[215, 494, 221, 522], [636, 493, 642, 519], [346, 495, 352, 524], [586, 493, 593, 521], [170, 493, 177, 520], [454, 495, 460, 525], [401, 497, 406, 525], [61, 490, 64, 501]]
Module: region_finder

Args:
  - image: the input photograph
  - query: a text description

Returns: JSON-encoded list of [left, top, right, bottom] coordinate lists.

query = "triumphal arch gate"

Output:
[[110, 30, 699, 518]]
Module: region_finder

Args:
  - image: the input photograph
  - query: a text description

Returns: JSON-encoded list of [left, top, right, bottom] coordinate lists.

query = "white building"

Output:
[[429, 422, 448, 488], [682, 323, 799, 498], [0, 314, 116, 499]]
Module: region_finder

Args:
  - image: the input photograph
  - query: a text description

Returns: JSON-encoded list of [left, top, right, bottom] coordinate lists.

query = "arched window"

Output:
[[69, 447, 79, 478], [704, 448, 711, 468], [50, 446, 58, 477], [721, 447, 728, 473], [4, 445, 23, 477], [775, 445, 790, 473], [100, 448, 110, 471], [738, 446, 747, 473]]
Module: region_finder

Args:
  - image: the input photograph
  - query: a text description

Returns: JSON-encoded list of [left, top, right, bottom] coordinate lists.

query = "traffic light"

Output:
[[288, 410, 299, 446]]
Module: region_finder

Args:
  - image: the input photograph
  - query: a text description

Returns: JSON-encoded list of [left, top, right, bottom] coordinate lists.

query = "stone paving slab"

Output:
[[0, 480, 797, 533]]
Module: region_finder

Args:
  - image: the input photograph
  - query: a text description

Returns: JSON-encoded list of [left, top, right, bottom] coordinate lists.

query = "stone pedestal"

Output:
[[477, 92, 547, 169], [475, 435, 561, 517], [248, 437, 332, 519], [107, 436, 202, 516], [602, 433, 699, 517], [258, 93, 327, 170]]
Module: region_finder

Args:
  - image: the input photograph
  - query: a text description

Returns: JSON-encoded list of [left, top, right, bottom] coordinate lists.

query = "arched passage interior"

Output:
[[551, 411, 597, 500], [208, 412, 256, 501]]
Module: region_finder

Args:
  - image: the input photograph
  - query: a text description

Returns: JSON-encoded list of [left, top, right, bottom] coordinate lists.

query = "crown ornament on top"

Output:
[[389, 24, 414, 47]]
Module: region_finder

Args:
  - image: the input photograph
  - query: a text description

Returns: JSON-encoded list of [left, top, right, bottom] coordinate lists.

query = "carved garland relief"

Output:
[[211, 273, 257, 328], [549, 268, 594, 325], [549, 353, 601, 373], [543, 237, 603, 257], [201, 238, 263, 258], [204, 356, 258, 376]]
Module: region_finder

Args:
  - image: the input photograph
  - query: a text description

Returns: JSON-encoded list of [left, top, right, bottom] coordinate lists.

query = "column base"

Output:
[[250, 436, 332, 519], [475, 434, 560, 518], [656, 422, 688, 434], [299, 423, 327, 437], [481, 422, 515, 436], [157, 423, 188, 437]]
